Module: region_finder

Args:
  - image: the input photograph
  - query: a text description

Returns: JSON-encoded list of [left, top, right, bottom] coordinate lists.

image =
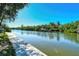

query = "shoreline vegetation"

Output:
[[12, 21, 79, 33], [0, 32, 15, 56], [0, 3, 27, 56]]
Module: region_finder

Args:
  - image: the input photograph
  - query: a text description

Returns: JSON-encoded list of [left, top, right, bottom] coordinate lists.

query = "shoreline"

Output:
[[6, 32, 47, 56]]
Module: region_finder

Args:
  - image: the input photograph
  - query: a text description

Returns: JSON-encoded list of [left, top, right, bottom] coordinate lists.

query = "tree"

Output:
[[57, 21, 60, 26], [49, 22, 55, 26], [0, 3, 28, 26]]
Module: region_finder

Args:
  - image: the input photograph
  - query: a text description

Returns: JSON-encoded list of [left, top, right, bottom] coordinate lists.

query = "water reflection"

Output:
[[22, 31, 55, 39], [13, 30, 79, 44], [26, 31, 60, 41], [21, 31, 24, 35], [64, 33, 79, 44], [57, 32, 60, 41], [12, 30, 79, 56]]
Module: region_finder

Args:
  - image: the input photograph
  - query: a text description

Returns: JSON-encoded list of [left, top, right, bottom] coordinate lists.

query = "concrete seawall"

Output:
[[6, 32, 47, 56]]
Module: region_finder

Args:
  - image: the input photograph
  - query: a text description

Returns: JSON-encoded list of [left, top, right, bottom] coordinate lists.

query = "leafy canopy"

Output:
[[0, 3, 27, 26]]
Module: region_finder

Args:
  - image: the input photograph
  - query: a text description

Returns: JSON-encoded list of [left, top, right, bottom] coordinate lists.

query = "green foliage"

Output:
[[1, 24, 11, 32], [0, 33, 15, 56], [14, 22, 60, 32], [0, 33, 8, 41], [62, 21, 79, 33], [0, 44, 15, 56], [0, 4, 28, 56], [13, 21, 79, 33], [0, 3, 28, 33], [0, 3, 27, 26]]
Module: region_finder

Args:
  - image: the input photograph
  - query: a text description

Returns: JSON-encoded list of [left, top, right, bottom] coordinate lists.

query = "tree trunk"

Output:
[[0, 12, 5, 27], [0, 17, 4, 27], [0, 18, 3, 24]]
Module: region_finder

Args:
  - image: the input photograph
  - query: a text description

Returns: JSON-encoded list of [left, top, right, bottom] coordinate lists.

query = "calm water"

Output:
[[12, 30, 79, 56]]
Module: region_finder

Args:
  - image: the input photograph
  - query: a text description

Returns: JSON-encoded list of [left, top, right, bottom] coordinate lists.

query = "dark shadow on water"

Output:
[[57, 32, 60, 41]]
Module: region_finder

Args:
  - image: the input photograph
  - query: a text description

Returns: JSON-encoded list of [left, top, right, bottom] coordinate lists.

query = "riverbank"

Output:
[[0, 33, 15, 56], [11, 20, 79, 33], [7, 32, 47, 56]]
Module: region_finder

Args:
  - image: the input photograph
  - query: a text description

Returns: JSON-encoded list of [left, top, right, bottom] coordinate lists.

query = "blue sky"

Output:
[[8, 3, 79, 27]]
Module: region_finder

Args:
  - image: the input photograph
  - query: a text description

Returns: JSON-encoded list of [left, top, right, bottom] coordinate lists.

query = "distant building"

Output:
[[40, 28, 46, 31]]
